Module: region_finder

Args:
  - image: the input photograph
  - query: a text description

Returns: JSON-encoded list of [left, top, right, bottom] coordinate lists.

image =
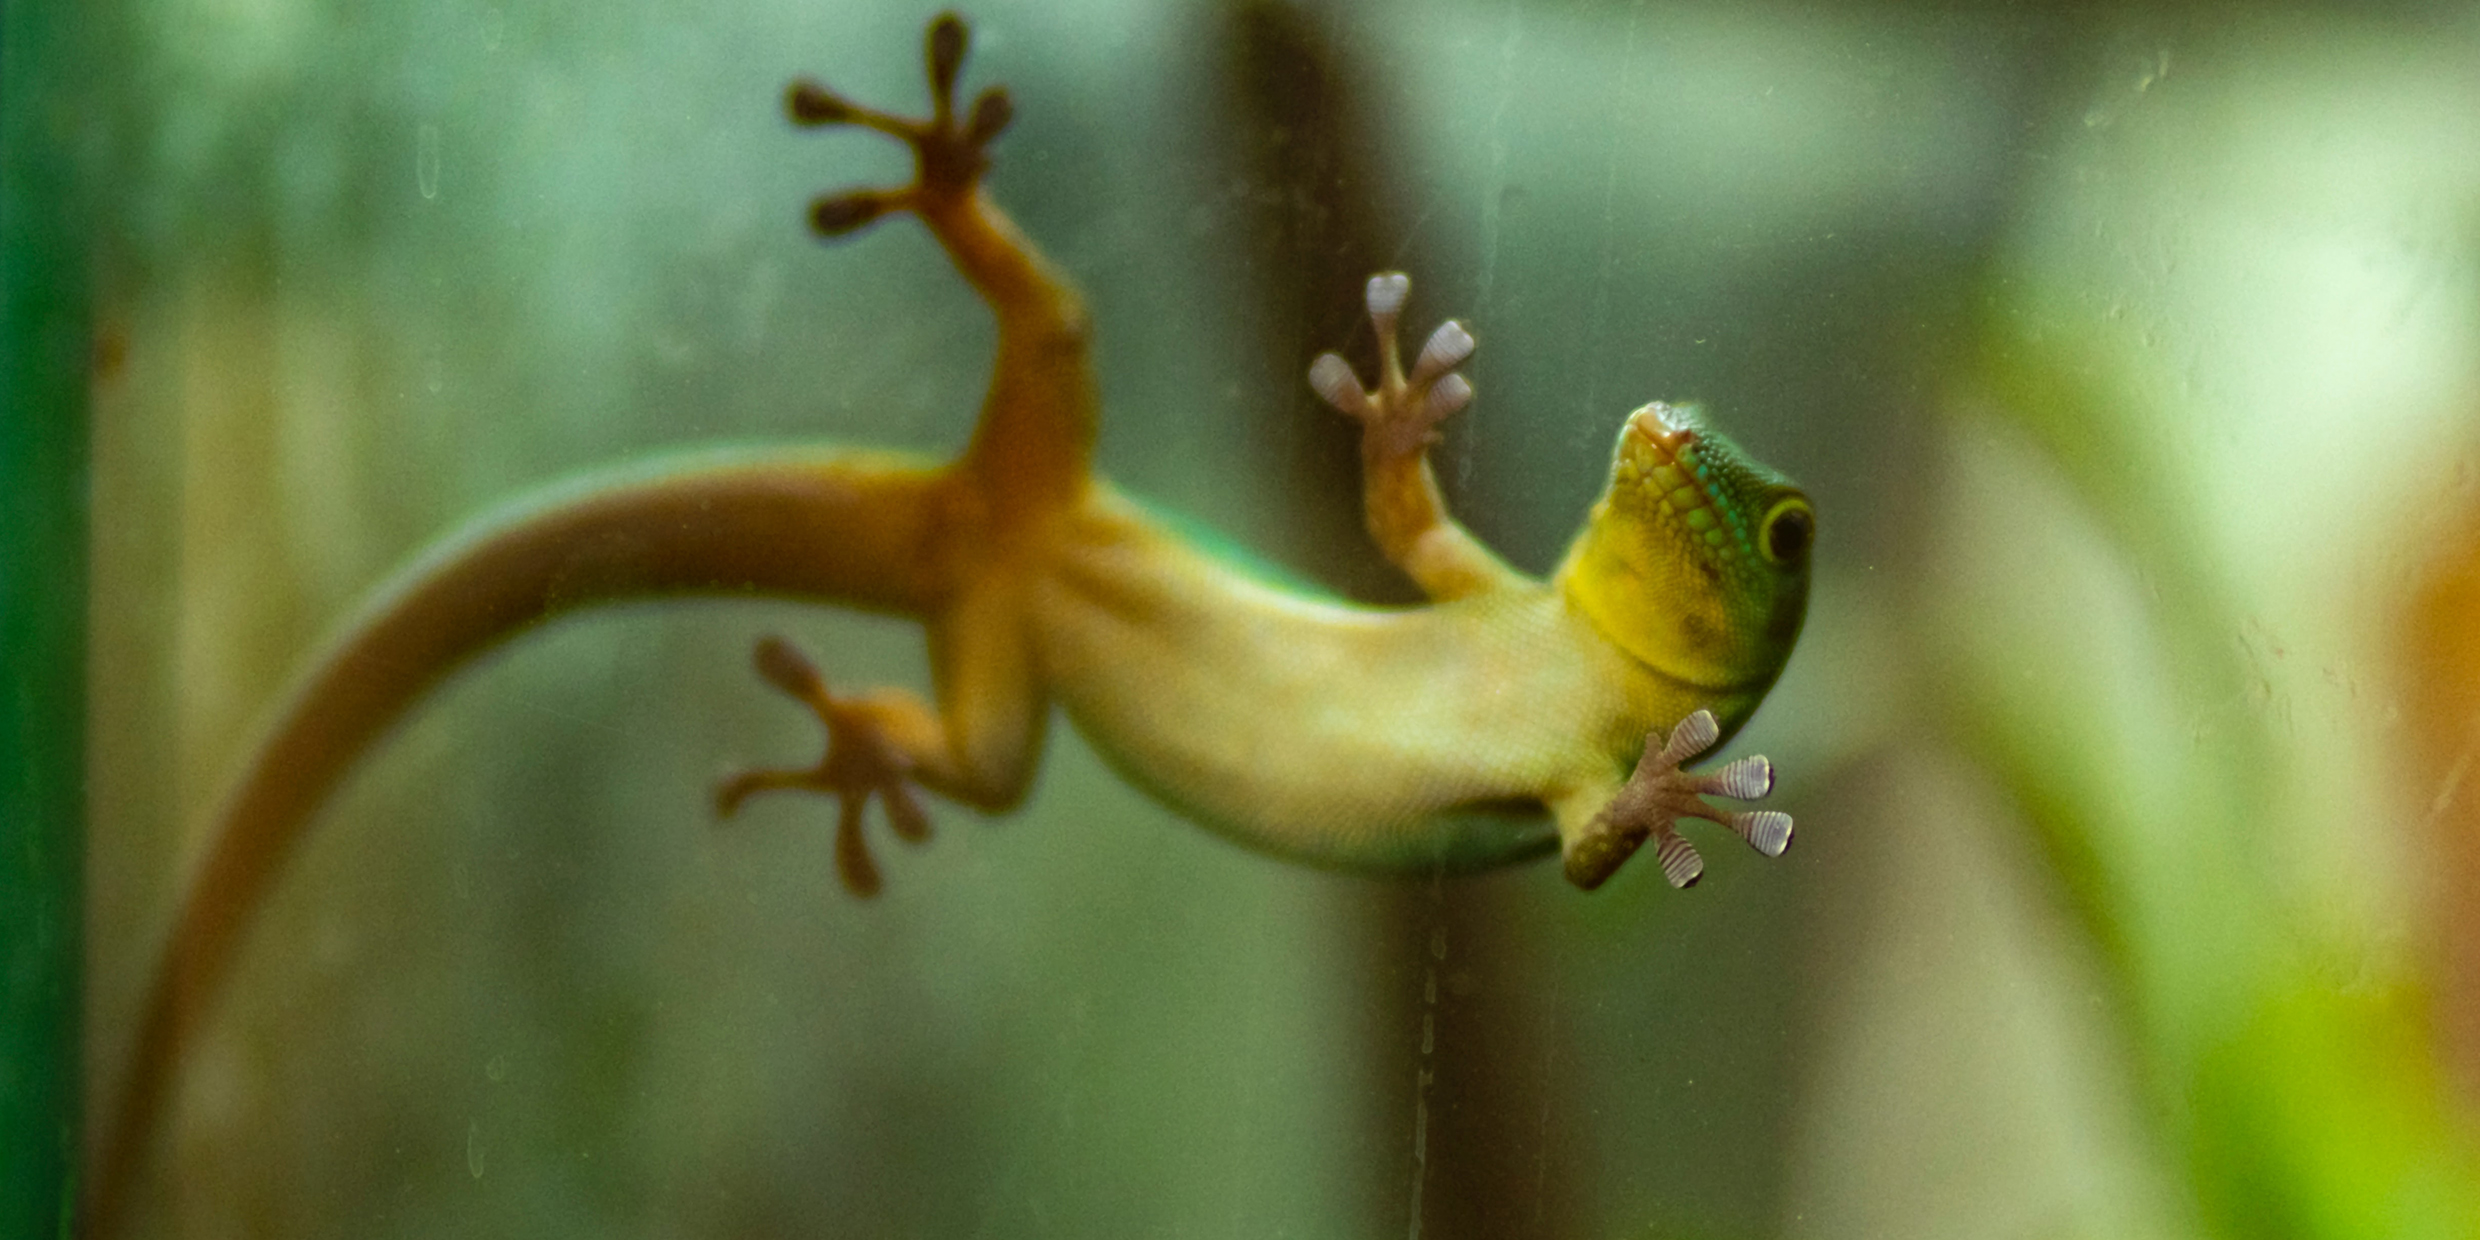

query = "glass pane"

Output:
[[53, 2, 2480, 1238]]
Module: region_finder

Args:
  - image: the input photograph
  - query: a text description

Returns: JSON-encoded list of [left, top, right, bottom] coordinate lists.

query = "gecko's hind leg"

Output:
[[717, 613, 1042, 896], [790, 11, 1095, 516], [716, 637, 934, 897]]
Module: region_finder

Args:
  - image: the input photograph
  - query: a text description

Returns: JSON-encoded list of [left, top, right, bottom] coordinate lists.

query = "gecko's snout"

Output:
[[1624, 400, 1697, 441]]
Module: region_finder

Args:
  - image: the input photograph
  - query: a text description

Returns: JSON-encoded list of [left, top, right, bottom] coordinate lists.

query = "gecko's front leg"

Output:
[[1309, 273, 1526, 601], [1560, 710, 1793, 890]]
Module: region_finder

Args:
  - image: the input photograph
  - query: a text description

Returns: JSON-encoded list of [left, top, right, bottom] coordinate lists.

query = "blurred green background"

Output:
[[50, 0, 2480, 1236]]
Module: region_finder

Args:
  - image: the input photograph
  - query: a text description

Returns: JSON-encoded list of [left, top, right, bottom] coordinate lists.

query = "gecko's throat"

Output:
[[1559, 401, 1813, 698]]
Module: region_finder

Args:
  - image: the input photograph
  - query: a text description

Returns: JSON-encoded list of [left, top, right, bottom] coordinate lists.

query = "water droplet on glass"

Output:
[[486, 1055, 508, 1083], [417, 124, 442, 200], [466, 1120, 485, 1179]]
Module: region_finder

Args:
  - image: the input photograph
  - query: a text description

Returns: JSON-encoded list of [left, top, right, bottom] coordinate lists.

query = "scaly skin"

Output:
[[88, 13, 1813, 1234]]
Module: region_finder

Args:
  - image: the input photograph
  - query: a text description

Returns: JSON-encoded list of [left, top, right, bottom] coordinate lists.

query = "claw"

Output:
[[1566, 709, 1794, 890]]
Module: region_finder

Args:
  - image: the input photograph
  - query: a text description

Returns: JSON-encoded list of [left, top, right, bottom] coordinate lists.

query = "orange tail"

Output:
[[88, 446, 946, 1237]]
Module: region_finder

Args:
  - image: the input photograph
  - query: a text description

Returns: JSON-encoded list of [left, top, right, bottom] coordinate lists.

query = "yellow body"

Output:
[[90, 17, 1811, 1233]]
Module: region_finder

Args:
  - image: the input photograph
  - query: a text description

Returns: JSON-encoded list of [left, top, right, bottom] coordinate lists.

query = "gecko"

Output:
[[89, 11, 1812, 1233]]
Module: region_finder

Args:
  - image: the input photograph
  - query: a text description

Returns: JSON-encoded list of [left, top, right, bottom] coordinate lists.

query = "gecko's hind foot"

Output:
[[716, 635, 932, 897], [1565, 710, 1794, 891], [1308, 272, 1477, 463], [788, 11, 1014, 237]]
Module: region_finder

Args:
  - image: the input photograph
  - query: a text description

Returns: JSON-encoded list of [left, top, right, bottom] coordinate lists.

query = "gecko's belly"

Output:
[[1031, 520, 1614, 872]]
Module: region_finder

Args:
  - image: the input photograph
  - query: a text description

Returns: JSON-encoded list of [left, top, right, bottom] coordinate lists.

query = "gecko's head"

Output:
[[1559, 402, 1813, 694]]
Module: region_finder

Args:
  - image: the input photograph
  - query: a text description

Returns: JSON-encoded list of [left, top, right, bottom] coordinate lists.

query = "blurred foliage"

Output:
[[1946, 12, 2480, 1235], [1968, 320, 2480, 1237]]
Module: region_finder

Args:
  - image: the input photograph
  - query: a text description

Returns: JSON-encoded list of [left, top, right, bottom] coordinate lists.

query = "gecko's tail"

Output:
[[86, 446, 949, 1238]]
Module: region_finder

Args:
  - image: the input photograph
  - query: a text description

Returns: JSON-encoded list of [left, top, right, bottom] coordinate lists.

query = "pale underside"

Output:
[[1033, 487, 1738, 872]]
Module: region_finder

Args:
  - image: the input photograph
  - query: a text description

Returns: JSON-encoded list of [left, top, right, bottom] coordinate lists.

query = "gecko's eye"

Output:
[[1760, 498, 1813, 565]]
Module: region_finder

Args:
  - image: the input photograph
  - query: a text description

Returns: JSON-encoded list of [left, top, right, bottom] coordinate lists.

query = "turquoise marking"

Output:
[[1126, 493, 1342, 602]]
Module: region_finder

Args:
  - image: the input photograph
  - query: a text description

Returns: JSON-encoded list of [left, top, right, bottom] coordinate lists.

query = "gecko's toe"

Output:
[[1654, 832, 1705, 888], [1735, 810, 1793, 858], [787, 79, 863, 126], [1309, 352, 1372, 419], [1697, 754, 1771, 799], [964, 87, 1014, 147], [926, 11, 970, 106], [1661, 709, 1721, 764], [1419, 373, 1473, 426], [1364, 272, 1410, 331], [833, 794, 883, 897], [1408, 320, 1475, 390], [809, 190, 905, 238]]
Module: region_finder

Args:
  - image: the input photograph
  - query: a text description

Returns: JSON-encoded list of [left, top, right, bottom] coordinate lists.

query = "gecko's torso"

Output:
[[1036, 488, 1597, 868], [1032, 486, 1730, 870]]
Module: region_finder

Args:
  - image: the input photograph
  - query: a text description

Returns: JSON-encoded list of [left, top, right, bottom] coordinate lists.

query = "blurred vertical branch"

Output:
[[1216, 5, 1578, 1236], [1220, 0, 1418, 605]]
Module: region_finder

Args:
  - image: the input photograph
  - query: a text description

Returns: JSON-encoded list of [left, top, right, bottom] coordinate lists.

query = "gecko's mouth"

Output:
[[1615, 403, 1735, 554], [1621, 403, 1698, 465]]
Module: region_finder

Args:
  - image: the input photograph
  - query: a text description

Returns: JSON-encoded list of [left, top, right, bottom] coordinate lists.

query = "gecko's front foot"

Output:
[[786, 11, 1013, 237], [1308, 272, 1478, 464], [1567, 710, 1793, 891], [716, 636, 932, 897]]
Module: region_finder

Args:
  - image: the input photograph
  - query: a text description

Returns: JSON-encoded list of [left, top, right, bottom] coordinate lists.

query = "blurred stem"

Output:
[[2405, 502, 2480, 1104]]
